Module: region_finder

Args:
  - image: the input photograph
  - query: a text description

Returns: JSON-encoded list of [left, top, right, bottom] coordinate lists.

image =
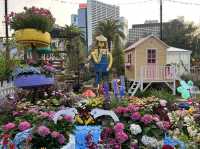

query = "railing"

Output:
[[141, 65, 176, 81], [190, 66, 200, 81], [0, 81, 15, 98]]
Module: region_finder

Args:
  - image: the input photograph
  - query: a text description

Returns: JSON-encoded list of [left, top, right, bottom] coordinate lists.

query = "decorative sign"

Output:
[[164, 133, 186, 149], [75, 126, 101, 149], [53, 108, 78, 124], [177, 80, 193, 100], [91, 108, 119, 122], [13, 128, 32, 149]]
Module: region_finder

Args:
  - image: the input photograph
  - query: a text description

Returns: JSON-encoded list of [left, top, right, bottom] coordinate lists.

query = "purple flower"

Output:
[[140, 114, 153, 125], [51, 131, 60, 138], [37, 126, 50, 137], [2, 122, 16, 131], [115, 131, 128, 143], [18, 121, 31, 131], [64, 115, 73, 122], [114, 123, 125, 132], [131, 112, 141, 120], [57, 134, 65, 144]]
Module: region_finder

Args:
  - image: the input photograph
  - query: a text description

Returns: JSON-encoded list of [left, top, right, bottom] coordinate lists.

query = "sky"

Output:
[[0, 0, 200, 37]]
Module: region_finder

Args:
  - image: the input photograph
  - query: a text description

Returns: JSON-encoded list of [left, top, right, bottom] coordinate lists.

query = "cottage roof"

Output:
[[124, 35, 169, 52], [167, 47, 192, 54]]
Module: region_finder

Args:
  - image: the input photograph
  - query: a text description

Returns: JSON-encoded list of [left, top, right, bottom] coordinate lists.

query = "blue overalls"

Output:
[[94, 54, 109, 85]]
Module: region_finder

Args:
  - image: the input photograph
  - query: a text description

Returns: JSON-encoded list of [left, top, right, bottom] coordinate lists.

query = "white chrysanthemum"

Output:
[[141, 135, 158, 148], [130, 124, 142, 135], [187, 127, 197, 137]]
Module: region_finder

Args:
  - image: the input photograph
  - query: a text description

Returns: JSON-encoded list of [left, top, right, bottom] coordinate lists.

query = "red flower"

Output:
[[162, 145, 174, 149]]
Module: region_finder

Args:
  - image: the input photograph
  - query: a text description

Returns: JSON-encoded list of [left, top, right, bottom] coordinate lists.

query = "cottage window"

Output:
[[147, 49, 156, 64], [128, 53, 132, 64]]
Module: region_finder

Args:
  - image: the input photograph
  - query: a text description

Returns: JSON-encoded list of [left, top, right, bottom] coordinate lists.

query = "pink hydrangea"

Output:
[[127, 104, 140, 112], [51, 131, 60, 138], [140, 114, 153, 125], [115, 106, 129, 114], [2, 122, 16, 131], [40, 111, 49, 118], [114, 123, 125, 132], [64, 115, 73, 122], [115, 131, 128, 144], [156, 121, 171, 131], [57, 134, 65, 144], [18, 121, 31, 131], [131, 112, 141, 120], [28, 108, 38, 114], [48, 111, 56, 120], [37, 126, 50, 137], [152, 115, 160, 122]]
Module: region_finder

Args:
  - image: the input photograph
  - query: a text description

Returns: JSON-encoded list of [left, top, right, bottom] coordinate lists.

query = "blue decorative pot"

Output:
[[14, 74, 54, 88]]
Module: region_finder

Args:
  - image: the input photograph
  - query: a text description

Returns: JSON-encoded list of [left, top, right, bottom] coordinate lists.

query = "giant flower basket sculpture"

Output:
[[7, 7, 55, 58]]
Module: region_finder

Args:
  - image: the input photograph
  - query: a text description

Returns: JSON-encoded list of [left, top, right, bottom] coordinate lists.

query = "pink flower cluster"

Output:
[[140, 114, 153, 125], [114, 123, 128, 144], [114, 106, 129, 114], [37, 126, 66, 145], [2, 122, 16, 131], [100, 123, 128, 148], [127, 104, 140, 112], [18, 121, 31, 131], [39, 111, 55, 120], [156, 121, 171, 131], [51, 131, 66, 144], [131, 112, 141, 121], [37, 126, 51, 137], [64, 115, 73, 123]]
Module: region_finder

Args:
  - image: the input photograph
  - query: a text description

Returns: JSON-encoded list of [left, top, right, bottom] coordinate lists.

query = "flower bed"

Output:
[[0, 88, 200, 148]]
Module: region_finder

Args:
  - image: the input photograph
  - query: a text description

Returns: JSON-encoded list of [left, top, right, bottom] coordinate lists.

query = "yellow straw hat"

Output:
[[96, 34, 107, 42]]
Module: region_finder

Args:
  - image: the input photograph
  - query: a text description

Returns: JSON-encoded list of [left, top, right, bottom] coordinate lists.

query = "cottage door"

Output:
[[147, 49, 157, 80]]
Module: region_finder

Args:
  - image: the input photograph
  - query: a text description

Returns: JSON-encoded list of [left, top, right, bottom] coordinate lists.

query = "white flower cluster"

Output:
[[130, 124, 142, 135], [141, 135, 158, 148], [187, 127, 198, 137]]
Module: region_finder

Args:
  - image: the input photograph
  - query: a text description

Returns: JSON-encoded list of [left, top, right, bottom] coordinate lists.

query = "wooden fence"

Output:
[[0, 81, 15, 98]]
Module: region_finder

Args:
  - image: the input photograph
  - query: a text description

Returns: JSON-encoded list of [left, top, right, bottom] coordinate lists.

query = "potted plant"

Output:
[[7, 7, 55, 46]]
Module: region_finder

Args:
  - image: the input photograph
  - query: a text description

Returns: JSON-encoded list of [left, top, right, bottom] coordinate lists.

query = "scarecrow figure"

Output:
[[88, 35, 113, 86]]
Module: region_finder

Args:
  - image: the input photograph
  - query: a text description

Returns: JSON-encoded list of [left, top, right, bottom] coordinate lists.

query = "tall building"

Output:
[[87, 0, 120, 49], [128, 21, 161, 44], [119, 17, 128, 46], [71, 14, 78, 26], [78, 3, 88, 49]]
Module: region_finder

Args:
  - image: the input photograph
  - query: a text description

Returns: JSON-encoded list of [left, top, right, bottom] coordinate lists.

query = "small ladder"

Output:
[[128, 81, 140, 96]]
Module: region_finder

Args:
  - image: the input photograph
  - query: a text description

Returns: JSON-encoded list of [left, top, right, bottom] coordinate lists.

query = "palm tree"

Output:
[[59, 25, 86, 86], [96, 19, 125, 51]]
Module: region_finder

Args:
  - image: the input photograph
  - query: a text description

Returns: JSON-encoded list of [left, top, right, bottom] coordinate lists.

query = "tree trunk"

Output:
[[107, 40, 112, 52]]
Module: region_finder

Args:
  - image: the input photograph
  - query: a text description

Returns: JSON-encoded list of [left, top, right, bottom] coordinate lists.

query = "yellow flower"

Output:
[[75, 115, 84, 124], [188, 107, 195, 114]]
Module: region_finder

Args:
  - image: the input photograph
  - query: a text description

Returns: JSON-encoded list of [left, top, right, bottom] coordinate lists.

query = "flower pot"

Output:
[[15, 28, 51, 47]]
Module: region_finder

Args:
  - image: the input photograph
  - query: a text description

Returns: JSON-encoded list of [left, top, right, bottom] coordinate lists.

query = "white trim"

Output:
[[134, 48, 136, 80]]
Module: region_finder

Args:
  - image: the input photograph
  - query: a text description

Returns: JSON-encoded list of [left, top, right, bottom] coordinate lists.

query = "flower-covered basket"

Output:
[[15, 28, 51, 47]]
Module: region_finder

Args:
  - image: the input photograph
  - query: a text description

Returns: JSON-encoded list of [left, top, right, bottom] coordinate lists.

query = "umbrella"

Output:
[[82, 89, 96, 98]]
